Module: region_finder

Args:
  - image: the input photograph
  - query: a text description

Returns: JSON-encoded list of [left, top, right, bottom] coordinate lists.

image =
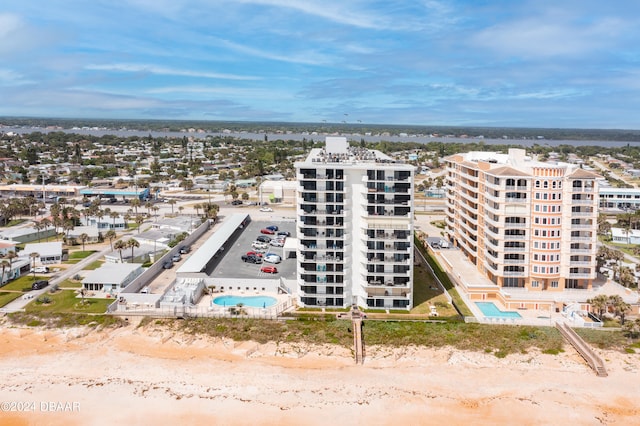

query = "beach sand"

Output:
[[0, 320, 639, 426]]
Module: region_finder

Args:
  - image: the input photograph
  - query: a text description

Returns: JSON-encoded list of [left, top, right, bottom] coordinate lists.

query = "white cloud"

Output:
[[235, 0, 388, 29], [472, 16, 627, 58], [85, 63, 260, 80], [146, 85, 292, 100], [213, 38, 335, 66]]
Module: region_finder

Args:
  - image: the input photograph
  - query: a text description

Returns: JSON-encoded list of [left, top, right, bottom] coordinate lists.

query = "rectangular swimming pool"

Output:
[[475, 302, 522, 319]]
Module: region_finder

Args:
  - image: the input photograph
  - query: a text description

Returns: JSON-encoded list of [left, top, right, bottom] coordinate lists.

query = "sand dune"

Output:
[[0, 321, 639, 425]]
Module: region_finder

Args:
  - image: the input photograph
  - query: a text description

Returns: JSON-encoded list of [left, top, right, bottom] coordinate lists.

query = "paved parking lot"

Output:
[[211, 218, 297, 280]]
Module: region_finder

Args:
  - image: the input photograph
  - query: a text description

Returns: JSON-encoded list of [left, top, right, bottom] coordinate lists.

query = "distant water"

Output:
[[0, 126, 634, 148]]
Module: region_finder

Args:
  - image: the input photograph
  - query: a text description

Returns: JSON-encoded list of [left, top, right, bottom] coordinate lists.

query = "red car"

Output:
[[260, 228, 275, 234], [260, 265, 278, 274], [246, 251, 263, 257]]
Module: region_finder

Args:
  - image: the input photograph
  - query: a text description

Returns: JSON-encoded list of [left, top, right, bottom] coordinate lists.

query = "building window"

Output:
[[532, 280, 539, 287], [551, 281, 559, 288]]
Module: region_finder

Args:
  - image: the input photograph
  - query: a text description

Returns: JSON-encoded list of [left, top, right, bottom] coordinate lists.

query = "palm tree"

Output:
[[126, 238, 140, 263], [79, 287, 87, 305], [130, 198, 141, 215], [145, 201, 152, 217], [5, 251, 17, 281], [587, 295, 609, 320], [29, 252, 40, 279], [608, 295, 631, 325], [105, 229, 117, 251], [33, 221, 43, 242], [152, 206, 159, 219], [193, 203, 201, 217], [135, 215, 145, 233], [110, 211, 120, 229], [0, 259, 8, 285], [178, 206, 184, 215], [168, 199, 176, 214], [79, 233, 89, 252], [114, 240, 126, 263]]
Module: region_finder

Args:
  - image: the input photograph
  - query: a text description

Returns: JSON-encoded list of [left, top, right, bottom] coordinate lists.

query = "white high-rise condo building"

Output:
[[445, 148, 599, 291], [295, 137, 414, 310]]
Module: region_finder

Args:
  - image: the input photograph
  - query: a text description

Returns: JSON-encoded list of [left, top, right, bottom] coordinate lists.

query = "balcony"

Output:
[[503, 258, 526, 265], [569, 261, 593, 266], [568, 272, 593, 279], [502, 270, 527, 277], [571, 198, 595, 205]]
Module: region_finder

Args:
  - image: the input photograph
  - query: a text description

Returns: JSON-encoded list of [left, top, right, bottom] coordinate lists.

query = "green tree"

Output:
[[126, 238, 140, 263], [114, 240, 126, 263]]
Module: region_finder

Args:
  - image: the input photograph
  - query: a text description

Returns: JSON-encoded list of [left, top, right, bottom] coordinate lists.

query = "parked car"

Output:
[[31, 280, 49, 290], [266, 225, 279, 232], [241, 254, 263, 264], [260, 265, 278, 274], [246, 251, 264, 257], [259, 207, 273, 212], [270, 239, 284, 247], [179, 245, 191, 254], [252, 241, 269, 250], [33, 266, 50, 273], [231, 199, 243, 205], [276, 231, 290, 237], [263, 254, 281, 264], [260, 228, 275, 235], [162, 260, 174, 269], [256, 235, 272, 243], [171, 253, 182, 262]]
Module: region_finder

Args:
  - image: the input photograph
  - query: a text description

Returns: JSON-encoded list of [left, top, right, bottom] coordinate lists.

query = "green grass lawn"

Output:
[[25, 290, 112, 314], [0, 275, 48, 292], [414, 235, 474, 317], [411, 262, 458, 318], [58, 278, 82, 289], [0, 291, 23, 307], [83, 260, 104, 270], [68, 250, 97, 259]]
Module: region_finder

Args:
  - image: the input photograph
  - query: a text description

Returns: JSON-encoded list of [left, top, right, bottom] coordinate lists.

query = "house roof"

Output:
[[486, 166, 531, 177], [82, 263, 143, 285], [22, 241, 63, 257], [567, 168, 599, 179]]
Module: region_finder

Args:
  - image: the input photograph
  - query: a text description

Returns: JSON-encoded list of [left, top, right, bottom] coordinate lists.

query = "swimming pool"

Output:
[[475, 302, 522, 319], [213, 295, 277, 308]]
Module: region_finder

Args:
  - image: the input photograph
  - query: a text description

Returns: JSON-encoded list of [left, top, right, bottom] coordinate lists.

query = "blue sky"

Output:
[[1, 1, 639, 128]]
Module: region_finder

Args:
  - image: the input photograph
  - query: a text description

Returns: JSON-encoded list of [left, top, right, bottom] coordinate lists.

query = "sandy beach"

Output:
[[0, 320, 639, 426]]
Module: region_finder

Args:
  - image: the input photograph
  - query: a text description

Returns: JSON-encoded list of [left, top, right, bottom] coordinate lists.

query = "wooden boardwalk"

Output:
[[353, 318, 364, 364], [556, 322, 607, 377]]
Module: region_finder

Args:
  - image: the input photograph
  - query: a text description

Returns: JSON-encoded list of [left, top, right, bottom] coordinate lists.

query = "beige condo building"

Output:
[[445, 148, 598, 292]]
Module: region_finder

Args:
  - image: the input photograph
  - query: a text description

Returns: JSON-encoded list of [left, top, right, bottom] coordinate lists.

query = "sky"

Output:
[[1, 1, 639, 129]]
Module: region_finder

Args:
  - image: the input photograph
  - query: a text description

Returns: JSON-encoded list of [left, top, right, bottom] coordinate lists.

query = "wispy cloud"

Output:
[[472, 16, 627, 58], [85, 63, 260, 80], [235, 0, 389, 30], [211, 38, 335, 66]]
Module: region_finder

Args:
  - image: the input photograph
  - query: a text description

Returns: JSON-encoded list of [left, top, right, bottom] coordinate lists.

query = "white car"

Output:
[[251, 241, 269, 250], [263, 254, 281, 264], [259, 207, 273, 212], [270, 239, 284, 247]]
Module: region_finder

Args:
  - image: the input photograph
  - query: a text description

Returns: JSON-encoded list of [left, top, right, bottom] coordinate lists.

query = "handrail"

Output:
[[555, 322, 607, 377]]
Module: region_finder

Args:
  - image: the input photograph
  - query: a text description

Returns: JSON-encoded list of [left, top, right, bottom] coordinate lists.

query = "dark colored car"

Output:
[[260, 265, 278, 274], [231, 200, 243, 205], [266, 225, 279, 232], [277, 231, 290, 237], [162, 260, 174, 269], [31, 280, 49, 290], [260, 228, 275, 235], [179, 245, 191, 254], [241, 254, 263, 264], [256, 235, 272, 243]]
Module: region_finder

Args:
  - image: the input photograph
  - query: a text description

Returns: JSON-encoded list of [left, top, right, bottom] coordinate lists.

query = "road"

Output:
[[1, 244, 116, 313]]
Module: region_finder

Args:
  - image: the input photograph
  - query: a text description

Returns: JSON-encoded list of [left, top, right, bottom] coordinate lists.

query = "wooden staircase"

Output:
[[556, 322, 607, 377]]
